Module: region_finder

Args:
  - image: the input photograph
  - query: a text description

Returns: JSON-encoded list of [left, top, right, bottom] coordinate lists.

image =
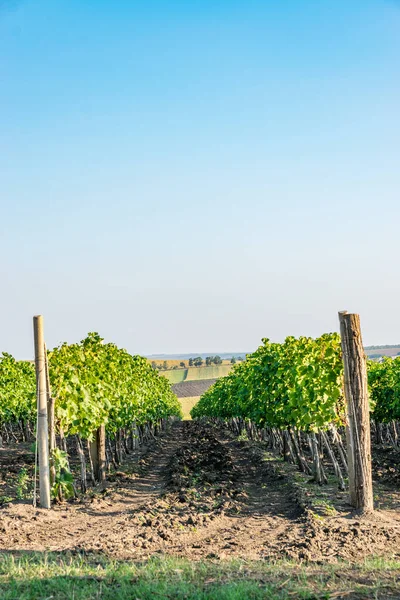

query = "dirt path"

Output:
[[0, 423, 186, 555], [0, 421, 400, 562]]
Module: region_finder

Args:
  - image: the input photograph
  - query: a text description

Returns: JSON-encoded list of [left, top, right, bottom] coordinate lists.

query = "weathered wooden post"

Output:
[[89, 425, 106, 485], [33, 315, 51, 509], [339, 311, 373, 512]]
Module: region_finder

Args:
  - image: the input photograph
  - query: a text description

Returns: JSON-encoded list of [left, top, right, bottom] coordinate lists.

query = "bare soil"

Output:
[[0, 421, 400, 564]]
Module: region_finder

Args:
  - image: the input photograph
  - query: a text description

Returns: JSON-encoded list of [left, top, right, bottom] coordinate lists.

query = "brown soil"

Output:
[[373, 445, 400, 487], [0, 421, 400, 563]]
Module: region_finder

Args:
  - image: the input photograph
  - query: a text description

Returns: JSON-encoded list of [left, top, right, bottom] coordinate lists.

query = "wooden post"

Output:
[[339, 311, 373, 512], [76, 435, 87, 493], [33, 316, 51, 509], [44, 344, 56, 486], [89, 434, 99, 483], [97, 425, 106, 484], [89, 425, 106, 485]]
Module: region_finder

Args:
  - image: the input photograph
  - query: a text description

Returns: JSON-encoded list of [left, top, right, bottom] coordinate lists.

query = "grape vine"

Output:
[[191, 333, 400, 487], [0, 334, 181, 495], [191, 333, 345, 430], [0, 353, 36, 441], [49, 333, 181, 441]]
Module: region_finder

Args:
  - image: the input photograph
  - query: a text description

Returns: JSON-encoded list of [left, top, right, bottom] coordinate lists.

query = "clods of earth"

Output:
[[0, 420, 400, 563]]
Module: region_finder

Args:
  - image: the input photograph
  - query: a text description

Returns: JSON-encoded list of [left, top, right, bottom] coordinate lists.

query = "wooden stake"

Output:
[[76, 435, 87, 493], [44, 343, 56, 486], [97, 425, 106, 484], [33, 316, 51, 509], [89, 425, 106, 485], [339, 311, 373, 512]]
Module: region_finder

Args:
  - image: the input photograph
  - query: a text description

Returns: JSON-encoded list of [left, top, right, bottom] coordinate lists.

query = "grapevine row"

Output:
[[0, 333, 182, 495], [191, 334, 400, 487]]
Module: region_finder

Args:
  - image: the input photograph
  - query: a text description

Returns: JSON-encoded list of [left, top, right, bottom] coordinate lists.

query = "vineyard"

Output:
[[0, 318, 400, 599]]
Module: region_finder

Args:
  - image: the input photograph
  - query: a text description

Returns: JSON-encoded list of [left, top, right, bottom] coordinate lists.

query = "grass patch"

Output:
[[161, 369, 188, 384], [186, 365, 232, 381], [162, 365, 232, 384], [0, 553, 399, 599]]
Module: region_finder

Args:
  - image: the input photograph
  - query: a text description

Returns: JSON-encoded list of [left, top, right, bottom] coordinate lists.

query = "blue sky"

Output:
[[1, 0, 399, 358]]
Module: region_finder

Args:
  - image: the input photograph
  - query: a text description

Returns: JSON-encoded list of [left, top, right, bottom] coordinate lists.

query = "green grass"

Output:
[[161, 369, 188, 384], [161, 365, 232, 384], [0, 553, 399, 599], [185, 365, 231, 381]]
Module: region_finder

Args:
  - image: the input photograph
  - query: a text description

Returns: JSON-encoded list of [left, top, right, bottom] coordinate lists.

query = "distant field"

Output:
[[161, 364, 232, 384], [172, 378, 217, 398], [148, 359, 188, 369], [179, 396, 200, 420], [148, 358, 231, 369], [186, 365, 231, 380], [161, 369, 188, 384]]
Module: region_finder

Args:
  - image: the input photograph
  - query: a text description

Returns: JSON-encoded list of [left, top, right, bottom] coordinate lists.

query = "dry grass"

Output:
[[179, 396, 200, 420]]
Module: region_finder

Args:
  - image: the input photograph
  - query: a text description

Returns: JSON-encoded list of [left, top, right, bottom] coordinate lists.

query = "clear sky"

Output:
[[1, 0, 399, 358]]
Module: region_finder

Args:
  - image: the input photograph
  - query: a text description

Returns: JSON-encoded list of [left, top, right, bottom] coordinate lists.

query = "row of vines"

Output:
[[191, 334, 400, 488], [0, 333, 182, 498]]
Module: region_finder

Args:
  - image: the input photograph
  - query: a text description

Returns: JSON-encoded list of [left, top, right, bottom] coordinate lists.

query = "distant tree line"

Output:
[[150, 355, 245, 371], [151, 361, 184, 371], [188, 357, 205, 366], [205, 356, 222, 366], [230, 356, 244, 364]]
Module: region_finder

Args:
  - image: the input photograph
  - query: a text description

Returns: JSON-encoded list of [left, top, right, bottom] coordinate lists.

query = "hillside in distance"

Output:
[[365, 345, 400, 358], [146, 352, 248, 360], [149, 345, 400, 361]]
